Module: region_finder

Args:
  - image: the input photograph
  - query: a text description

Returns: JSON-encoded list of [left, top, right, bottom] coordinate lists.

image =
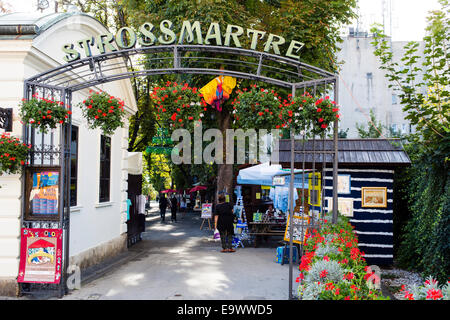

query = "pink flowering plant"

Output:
[[400, 276, 449, 300], [297, 216, 388, 300], [0, 132, 30, 175], [80, 90, 126, 135], [19, 93, 72, 133]]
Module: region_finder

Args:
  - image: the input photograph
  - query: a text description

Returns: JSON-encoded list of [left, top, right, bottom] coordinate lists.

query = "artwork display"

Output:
[[326, 197, 354, 217], [25, 167, 61, 220], [308, 172, 321, 206], [233, 206, 243, 219], [361, 187, 387, 208], [337, 174, 351, 194], [17, 228, 63, 284], [284, 215, 309, 245], [201, 203, 212, 219], [253, 212, 262, 222]]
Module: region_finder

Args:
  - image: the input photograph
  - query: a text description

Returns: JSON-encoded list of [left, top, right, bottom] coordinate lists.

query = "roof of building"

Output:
[[0, 12, 103, 40], [272, 138, 411, 168]]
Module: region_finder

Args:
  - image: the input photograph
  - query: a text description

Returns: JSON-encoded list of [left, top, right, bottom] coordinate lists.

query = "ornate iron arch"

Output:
[[21, 44, 339, 299]]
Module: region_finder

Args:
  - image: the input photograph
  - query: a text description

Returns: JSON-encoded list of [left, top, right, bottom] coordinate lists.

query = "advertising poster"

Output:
[[201, 203, 212, 219], [17, 228, 63, 284], [29, 171, 59, 215]]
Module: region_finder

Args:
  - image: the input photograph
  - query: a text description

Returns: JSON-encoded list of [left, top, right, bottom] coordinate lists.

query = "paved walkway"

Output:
[[62, 202, 294, 300]]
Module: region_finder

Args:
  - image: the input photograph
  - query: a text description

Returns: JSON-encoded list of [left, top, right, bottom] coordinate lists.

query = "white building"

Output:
[[336, 32, 425, 137], [0, 12, 138, 296]]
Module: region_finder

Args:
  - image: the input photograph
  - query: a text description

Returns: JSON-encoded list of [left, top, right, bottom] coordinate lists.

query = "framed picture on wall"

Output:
[[325, 197, 354, 217], [361, 187, 387, 208], [24, 167, 61, 221], [337, 174, 351, 194]]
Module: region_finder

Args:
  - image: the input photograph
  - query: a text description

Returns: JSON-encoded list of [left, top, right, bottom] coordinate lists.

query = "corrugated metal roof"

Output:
[[273, 138, 411, 166]]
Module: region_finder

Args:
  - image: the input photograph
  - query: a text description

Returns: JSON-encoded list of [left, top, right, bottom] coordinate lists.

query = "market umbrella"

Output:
[[188, 186, 207, 193], [161, 189, 176, 193]]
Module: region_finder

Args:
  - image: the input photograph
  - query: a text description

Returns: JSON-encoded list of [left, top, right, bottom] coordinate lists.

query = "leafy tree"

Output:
[[58, 0, 357, 199], [371, 0, 449, 282], [355, 109, 385, 138]]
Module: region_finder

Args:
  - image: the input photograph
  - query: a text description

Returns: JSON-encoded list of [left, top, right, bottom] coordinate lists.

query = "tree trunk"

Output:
[[216, 109, 233, 203]]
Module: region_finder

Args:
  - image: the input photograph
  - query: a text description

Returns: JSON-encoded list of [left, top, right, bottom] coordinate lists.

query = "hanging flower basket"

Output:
[[150, 81, 206, 131], [19, 94, 71, 133], [282, 92, 316, 134], [309, 96, 340, 135], [80, 90, 126, 136], [232, 85, 285, 130], [0, 132, 30, 175]]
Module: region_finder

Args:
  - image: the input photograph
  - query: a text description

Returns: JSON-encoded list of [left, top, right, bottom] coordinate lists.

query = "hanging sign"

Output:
[[272, 176, 285, 186], [18, 228, 63, 284], [62, 20, 305, 62]]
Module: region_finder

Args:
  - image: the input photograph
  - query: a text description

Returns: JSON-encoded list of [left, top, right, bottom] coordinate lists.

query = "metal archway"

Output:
[[20, 44, 339, 299]]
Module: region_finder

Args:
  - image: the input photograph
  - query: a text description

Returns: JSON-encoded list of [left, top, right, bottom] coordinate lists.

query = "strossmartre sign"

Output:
[[62, 20, 305, 62]]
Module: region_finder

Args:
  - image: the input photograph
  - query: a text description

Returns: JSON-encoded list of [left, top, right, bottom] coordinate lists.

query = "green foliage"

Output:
[[370, 0, 450, 283], [370, 1, 449, 155], [396, 151, 450, 283], [355, 109, 385, 138], [79, 90, 126, 135], [0, 133, 30, 175], [19, 95, 71, 134]]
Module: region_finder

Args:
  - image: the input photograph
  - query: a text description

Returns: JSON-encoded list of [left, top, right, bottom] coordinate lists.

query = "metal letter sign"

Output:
[[62, 20, 305, 62]]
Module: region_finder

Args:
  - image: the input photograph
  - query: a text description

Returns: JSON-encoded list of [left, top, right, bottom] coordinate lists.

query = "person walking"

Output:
[[170, 194, 178, 222], [214, 194, 235, 253], [159, 193, 167, 222]]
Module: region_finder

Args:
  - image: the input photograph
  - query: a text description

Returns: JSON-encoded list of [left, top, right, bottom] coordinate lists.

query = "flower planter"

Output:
[[19, 94, 71, 133], [150, 81, 206, 131], [80, 90, 126, 135], [0, 132, 30, 175]]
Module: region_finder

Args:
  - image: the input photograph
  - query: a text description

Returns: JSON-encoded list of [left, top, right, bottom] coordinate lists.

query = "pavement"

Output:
[[59, 202, 294, 300]]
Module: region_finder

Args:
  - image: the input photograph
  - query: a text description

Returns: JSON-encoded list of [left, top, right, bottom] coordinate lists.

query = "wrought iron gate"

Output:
[[19, 44, 339, 299]]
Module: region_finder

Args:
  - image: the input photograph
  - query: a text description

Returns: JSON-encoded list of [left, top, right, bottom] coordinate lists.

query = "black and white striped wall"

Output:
[[324, 168, 394, 266]]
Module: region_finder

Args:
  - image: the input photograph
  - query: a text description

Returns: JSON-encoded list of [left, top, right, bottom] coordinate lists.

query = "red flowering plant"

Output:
[[296, 216, 389, 300], [80, 90, 126, 135], [150, 81, 206, 132], [400, 276, 449, 300], [232, 85, 286, 130], [282, 92, 316, 135], [19, 93, 71, 133], [307, 95, 340, 135], [0, 132, 30, 175]]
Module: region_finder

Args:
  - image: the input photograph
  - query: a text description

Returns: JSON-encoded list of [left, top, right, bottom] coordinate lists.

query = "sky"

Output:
[[4, 0, 444, 41]]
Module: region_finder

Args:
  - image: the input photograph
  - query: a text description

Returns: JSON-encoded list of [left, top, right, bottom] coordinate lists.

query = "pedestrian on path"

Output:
[[170, 194, 178, 222], [159, 193, 167, 222], [214, 194, 235, 253]]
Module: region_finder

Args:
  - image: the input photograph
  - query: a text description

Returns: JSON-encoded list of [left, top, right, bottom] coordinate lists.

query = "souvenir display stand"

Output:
[[232, 196, 251, 248]]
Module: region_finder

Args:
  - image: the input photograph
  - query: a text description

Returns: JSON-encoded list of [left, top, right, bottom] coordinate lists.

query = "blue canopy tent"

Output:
[[236, 163, 311, 213], [237, 162, 286, 186]]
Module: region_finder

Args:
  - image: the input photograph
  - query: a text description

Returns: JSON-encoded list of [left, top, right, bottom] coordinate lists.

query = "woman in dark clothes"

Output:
[[159, 193, 167, 222], [170, 194, 178, 222], [214, 194, 235, 253]]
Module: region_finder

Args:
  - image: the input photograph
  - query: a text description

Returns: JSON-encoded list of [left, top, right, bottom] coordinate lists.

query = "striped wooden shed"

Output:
[[272, 139, 411, 266]]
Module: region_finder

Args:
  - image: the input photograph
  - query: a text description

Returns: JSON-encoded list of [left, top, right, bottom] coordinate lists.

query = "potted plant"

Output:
[[0, 132, 30, 175], [19, 94, 71, 133], [80, 90, 126, 135]]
